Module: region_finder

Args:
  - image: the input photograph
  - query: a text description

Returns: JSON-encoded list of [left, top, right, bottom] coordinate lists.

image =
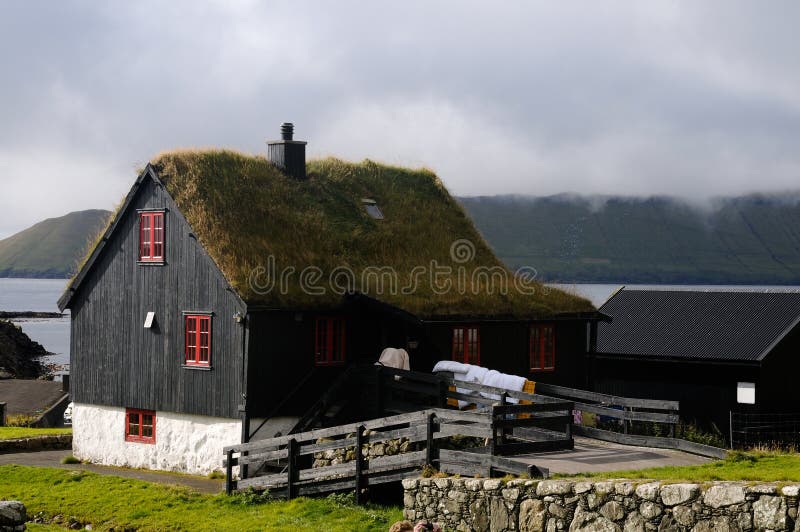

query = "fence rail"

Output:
[[534, 382, 679, 436], [223, 405, 552, 498], [730, 411, 800, 449]]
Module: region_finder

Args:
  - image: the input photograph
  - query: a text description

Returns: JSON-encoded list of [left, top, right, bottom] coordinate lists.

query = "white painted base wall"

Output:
[[72, 403, 241, 475]]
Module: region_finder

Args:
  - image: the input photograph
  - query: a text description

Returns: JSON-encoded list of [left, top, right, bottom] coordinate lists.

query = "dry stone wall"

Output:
[[402, 477, 800, 531]]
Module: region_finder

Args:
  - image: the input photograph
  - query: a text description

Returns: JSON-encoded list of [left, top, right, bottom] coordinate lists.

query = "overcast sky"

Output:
[[1, 1, 799, 238]]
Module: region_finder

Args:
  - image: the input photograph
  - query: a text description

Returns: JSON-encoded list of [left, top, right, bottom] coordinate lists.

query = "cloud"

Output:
[[1, 1, 799, 237]]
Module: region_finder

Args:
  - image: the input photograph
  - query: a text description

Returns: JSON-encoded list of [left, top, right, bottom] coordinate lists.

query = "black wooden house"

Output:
[[58, 125, 597, 473], [595, 288, 800, 441]]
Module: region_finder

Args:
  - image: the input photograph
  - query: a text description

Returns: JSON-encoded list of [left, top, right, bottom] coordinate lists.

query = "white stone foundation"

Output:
[[72, 403, 241, 475]]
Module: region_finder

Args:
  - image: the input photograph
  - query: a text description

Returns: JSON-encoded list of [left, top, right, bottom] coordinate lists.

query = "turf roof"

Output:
[[82, 149, 593, 318]]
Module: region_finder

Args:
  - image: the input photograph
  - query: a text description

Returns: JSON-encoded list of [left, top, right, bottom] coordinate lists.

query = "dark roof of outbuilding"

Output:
[[597, 288, 800, 362]]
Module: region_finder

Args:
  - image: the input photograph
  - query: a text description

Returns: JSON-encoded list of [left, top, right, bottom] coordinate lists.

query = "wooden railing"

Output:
[[378, 367, 575, 453], [533, 382, 679, 435], [224, 408, 550, 498]]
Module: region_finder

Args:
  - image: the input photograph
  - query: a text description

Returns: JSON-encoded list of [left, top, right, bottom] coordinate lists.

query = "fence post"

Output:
[[287, 438, 298, 499], [490, 406, 499, 456], [355, 425, 365, 504], [225, 449, 234, 495], [438, 379, 448, 408], [425, 412, 436, 467], [729, 411, 734, 449], [500, 392, 508, 444]]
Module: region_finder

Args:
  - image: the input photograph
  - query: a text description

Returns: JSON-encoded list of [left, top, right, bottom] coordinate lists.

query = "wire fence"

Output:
[[730, 411, 800, 449]]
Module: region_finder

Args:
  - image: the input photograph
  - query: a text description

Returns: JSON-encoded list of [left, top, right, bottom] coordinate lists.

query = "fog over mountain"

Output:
[[460, 192, 800, 284]]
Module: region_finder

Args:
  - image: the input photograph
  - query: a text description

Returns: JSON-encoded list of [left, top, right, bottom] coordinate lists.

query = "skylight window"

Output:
[[362, 198, 384, 220]]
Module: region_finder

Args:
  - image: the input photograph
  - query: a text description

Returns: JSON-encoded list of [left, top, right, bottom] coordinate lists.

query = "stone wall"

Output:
[[402, 477, 800, 531], [0, 434, 71, 454]]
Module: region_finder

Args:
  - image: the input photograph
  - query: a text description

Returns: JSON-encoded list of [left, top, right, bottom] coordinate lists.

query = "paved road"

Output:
[[0, 449, 224, 494], [514, 436, 711, 475], [0, 437, 713, 492]]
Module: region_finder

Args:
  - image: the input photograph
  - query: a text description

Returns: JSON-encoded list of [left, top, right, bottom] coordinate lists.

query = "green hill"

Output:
[[459, 193, 800, 284], [0, 210, 111, 278]]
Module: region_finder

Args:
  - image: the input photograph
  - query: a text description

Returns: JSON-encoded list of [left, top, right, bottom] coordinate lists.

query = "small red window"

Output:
[[139, 211, 165, 262], [185, 315, 211, 366], [125, 408, 156, 443], [530, 323, 556, 371], [315, 317, 346, 366], [452, 326, 480, 365]]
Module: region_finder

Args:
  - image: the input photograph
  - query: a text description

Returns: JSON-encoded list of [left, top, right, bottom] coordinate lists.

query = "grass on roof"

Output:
[[149, 149, 592, 318]]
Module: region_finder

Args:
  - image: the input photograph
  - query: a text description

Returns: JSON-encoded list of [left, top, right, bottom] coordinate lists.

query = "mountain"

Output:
[[0, 209, 111, 278], [459, 193, 800, 284]]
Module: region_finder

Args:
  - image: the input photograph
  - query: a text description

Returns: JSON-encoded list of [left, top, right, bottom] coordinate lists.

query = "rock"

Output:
[[469, 498, 489, 531], [782, 485, 800, 497], [638, 502, 661, 520], [574, 482, 593, 494], [746, 483, 776, 495], [490, 497, 510, 532], [615, 482, 636, 496], [484, 479, 503, 491], [691, 516, 738, 532], [634, 483, 660, 502], [537, 480, 574, 496], [600, 501, 625, 521], [371, 443, 385, 457], [403, 492, 415, 508], [434, 478, 450, 490], [657, 514, 679, 532], [594, 482, 616, 497], [752, 495, 786, 530], [622, 512, 646, 532], [702, 485, 746, 509], [0, 501, 26, 526], [519, 499, 547, 532], [672, 505, 694, 527], [465, 479, 483, 491], [587, 493, 604, 510], [549, 502, 568, 519], [503, 488, 520, 503], [569, 507, 621, 532], [660, 484, 699, 506], [735, 512, 751, 531]]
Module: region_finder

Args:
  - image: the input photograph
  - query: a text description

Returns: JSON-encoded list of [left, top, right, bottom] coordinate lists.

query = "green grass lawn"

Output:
[[564, 451, 800, 483], [0, 465, 402, 531], [0, 427, 71, 440]]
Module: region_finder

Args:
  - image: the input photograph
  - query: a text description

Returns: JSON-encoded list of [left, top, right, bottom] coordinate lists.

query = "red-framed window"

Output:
[[139, 211, 165, 262], [185, 314, 211, 366], [452, 326, 480, 365], [530, 323, 556, 371], [125, 408, 156, 443], [315, 317, 346, 366]]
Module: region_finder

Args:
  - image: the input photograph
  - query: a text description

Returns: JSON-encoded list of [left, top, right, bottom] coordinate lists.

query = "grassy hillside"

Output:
[[460, 193, 800, 284], [0, 210, 111, 278]]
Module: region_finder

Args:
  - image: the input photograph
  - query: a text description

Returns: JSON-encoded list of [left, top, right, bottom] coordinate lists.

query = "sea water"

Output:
[[0, 278, 69, 366]]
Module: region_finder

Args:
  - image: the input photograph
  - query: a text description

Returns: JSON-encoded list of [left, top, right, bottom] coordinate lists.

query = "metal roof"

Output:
[[597, 288, 800, 362]]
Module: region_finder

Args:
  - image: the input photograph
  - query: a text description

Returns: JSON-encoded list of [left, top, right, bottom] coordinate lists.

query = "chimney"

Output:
[[267, 122, 307, 179]]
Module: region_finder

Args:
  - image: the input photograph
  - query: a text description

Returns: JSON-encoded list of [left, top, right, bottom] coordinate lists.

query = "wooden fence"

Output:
[[223, 407, 550, 498], [378, 367, 575, 453]]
